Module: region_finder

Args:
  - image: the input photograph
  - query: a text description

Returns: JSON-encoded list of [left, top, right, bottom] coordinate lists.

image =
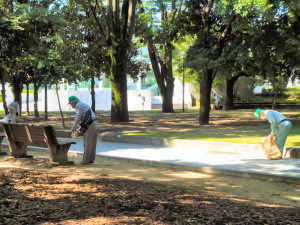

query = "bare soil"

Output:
[[0, 166, 299, 225]]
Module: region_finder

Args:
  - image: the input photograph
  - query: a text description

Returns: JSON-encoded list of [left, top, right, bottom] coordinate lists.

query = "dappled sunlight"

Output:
[[147, 177, 174, 182], [176, 194, 215, 205], [254, 202, 294, 208], [128, 168, 150, 173], [40, 216, 159, 225], [204, 181, 242, 188], [286, 195, 300, 202], [0, 164, 18, 168], [165, 171, 212, 179]]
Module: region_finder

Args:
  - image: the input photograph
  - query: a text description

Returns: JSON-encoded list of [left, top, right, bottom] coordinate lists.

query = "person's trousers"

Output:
[[276, 120, 292, 153], [82, 120, 99, 164]]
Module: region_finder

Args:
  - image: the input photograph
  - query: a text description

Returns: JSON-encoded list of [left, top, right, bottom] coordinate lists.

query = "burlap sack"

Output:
[[261, 135, 282, 160]]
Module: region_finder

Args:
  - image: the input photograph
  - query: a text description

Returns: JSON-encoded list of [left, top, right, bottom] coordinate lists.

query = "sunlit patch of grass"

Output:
[[125, 131, 299, 146]]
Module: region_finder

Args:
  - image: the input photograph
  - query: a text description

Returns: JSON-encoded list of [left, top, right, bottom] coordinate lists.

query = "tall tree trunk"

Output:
[[162, 43, 174, 112], [11, 76, 23, 113], [90, 0, 137, 122], [198, 69, 214, 125], [44, 84, 48, 120], [26, 83, 30, 115], [224, 78, 235, 110], [33, 82, 39, 118], [0, 69, 8, 115], [91, 75, 95, 113], [55, 84, 65, 128], [110, 47, 129, 122], [147, 41, 174, 113]]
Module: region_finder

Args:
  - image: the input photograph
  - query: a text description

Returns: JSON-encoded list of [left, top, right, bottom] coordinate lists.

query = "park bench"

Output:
[[2, 123, 75, 165], [0, 135, 6, 155]]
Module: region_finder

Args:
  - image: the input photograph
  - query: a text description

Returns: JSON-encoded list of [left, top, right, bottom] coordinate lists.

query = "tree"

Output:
[[185, 0, 280, 124], [185, 0, 236, 124], [251, 5, 300, 109], [137, 0, 187, 113], [86, 0, 138, 122]]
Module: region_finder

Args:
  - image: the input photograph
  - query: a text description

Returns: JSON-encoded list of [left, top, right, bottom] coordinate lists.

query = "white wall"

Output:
[[0, 77, 194, 112], [0, 89, 153, 112]]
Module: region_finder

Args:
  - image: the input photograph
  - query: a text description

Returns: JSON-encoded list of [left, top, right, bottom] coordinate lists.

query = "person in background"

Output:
[[255, 108, 292, 155], [138, 94, 145, 110], [8, 101, 20, 123], [69, 96, 99, 165], [214, 94, 221, 110]]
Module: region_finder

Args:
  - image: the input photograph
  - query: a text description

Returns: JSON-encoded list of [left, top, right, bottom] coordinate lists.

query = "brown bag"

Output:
[[261, 135, 282, 160]]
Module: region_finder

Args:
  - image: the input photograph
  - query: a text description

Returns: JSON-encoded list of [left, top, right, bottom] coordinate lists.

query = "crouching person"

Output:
[[69, 96, 99, 165], [255, 108, 292, 156]]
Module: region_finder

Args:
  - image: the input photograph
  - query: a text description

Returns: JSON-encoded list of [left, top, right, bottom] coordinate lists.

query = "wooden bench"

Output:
[[3, 123, 75, 165], [0, 135, 6, 155]]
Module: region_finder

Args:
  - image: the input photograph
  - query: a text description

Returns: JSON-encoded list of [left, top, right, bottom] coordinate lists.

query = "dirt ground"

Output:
[[0, 111, 299, 224], [0, 147, 299, 225]]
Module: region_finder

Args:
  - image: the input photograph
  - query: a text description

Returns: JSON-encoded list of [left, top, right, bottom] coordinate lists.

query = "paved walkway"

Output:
[[65, 136, 300, 184], [2, 136, 300, 184]]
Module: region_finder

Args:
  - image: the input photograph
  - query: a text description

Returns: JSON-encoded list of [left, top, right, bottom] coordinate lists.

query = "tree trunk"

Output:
[[0, 69, 8, 115], [224, 78, 235, 110], [56, 84, 65, 128], [162, 43, 174, 113], [11, 77, 23, 113], [147, 41, 174, 113], [161, 87, 174, 112], [272, 90, 277, 110], [90, 0, 137, 122], [33, 82, 39, 118], [198, 69, 213, 125], [223, 73, 247, 111], [110, 47, 129, 122], [26, 83, 30, 115], [44, 84, 48, 120], [91, 75, 95, 113]]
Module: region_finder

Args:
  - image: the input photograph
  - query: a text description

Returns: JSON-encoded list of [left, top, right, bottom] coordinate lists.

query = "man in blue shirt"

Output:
[[255, 108, 292, 155], [69, 96, 99, 165]]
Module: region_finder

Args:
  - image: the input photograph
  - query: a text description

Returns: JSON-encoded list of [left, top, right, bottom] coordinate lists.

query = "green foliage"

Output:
[[143, 72, 156, 88], [173, 35, 198, 83]]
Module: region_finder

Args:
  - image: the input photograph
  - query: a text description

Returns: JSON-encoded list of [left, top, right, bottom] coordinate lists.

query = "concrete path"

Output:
[[2, 136, 300, 184], [64, 136, 300, 184]]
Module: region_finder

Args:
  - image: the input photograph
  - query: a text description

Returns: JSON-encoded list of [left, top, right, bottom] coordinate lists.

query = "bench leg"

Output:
[[0, 136, 7, 155], [9, 142, 33, 158], [49, 145, 74, 165]]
